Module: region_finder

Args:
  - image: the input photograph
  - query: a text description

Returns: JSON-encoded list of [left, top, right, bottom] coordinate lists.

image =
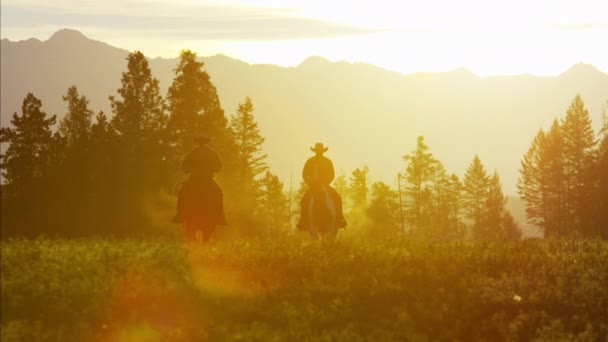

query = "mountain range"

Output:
[[2, 29, 608, 236]]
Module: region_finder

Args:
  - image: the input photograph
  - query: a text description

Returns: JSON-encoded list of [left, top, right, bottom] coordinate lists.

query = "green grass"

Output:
[[2, 236, 607, 341]]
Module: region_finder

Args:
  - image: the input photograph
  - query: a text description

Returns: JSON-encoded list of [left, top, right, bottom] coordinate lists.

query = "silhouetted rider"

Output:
[[172, 135, 227, 225], [297, 143, 347, 230]]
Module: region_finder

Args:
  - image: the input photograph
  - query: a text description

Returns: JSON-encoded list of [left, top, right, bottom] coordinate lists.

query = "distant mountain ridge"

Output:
[[2, 29, 608, 237]]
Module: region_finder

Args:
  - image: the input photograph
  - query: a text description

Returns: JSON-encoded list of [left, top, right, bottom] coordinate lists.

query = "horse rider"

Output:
[[172, 135, 227, 226], [297, 142, 347, 230]]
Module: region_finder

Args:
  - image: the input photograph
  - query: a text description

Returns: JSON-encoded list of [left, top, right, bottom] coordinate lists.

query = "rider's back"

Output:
[[303, 155, 335, 187], [182, 145, 222, 179]]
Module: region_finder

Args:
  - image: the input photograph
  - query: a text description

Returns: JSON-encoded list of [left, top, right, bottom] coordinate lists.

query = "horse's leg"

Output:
[[308, 195, 317, 237], [324, 189, 338, 240], [194, 230, 203, 242], [202, 224, 216, 243]]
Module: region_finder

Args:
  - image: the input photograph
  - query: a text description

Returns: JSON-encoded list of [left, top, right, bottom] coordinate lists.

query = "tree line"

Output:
[[1, 49, 606, 240], [517, 95, 608, 239], [1, 50, 287, 237], [331, 138, 521, 241]]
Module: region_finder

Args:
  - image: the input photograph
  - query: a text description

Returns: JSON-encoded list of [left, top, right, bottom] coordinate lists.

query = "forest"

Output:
[[1, 49, 607, 240]]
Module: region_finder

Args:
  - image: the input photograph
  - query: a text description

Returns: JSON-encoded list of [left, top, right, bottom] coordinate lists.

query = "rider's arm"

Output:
[[302, 159, 312, 184], [328, 159, 335, 183]]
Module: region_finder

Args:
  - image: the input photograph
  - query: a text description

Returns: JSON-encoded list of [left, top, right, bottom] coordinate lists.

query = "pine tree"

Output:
[[59, 86, 93, 147], [561, 94, 597, 235], [333, 174, 349, 210], [367, 181, 400, 236], [432, 164, 464, 240], [447, 174, 464, 238], [110, 51, 167, 177], [108, 51, 169, 230], [86, 111, 119, 231], [502, 211, 523, 241], [89, 111, 116, 180], [484, 171, 507, 241], [463, 155, 489, 239], [260, 171, 290, 231], [51, 86, 96, 234], [110, 51, 166, 144], [542, 120, 566, 236], [518, 130, 546, 230], [0, 93, 57, 198], [403, 136, 438, 231], [91, 111, 113, 146], [0, 93, 58, 235], [229, 97, 268, 223], [597, 104, 608, 238], [517, 125, 565, 238], [166, 50, 223, 158], [231, 97, 267, 180], [518, 96, 597, 237], [349, 166, 369, 209]]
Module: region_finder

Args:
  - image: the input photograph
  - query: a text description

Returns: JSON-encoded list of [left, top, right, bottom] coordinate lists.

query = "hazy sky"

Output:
[[2, 0, 608, 75]]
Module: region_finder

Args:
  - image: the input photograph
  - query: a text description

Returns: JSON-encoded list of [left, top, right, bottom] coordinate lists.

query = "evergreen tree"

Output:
[[367, 181, 400, 236], [518, 130, 546, 229], [166, 50, 223, 158], [349, 166, 369, 209], [484, 171, 507, 240], [561, 94, 597, 235], [259, 171, 290, 231], [502, 211, 523, 241], [597, 105, 608, 238], [110, 51, 166, 144], [229, 97, 268, 224], [519, 96, 598, 238], [59, 86, 93, 147], [0, 93, 57, 198], [463, 155, 489, 239], [87, 111, 119, 231], [89, 111, 116, 181], [432, 164, 464, 240], [333, 174, 349, 209], [108, 51, 169, 231], [0, 93, 57, 235], [231, 97, 267, 180], [90, 111, 113, 146], [403, 136, 438, 231], [542, 120, 566, 236], [447, 174, 464, 238], [52, 86, 96, 234]]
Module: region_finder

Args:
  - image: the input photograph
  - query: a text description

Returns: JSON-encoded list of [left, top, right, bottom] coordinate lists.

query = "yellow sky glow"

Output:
[[2, 0, 608, 75]]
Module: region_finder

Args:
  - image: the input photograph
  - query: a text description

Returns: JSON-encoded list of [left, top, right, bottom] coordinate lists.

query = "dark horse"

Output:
[[302, 185, 338, 239], [180, 178, 223, 242]]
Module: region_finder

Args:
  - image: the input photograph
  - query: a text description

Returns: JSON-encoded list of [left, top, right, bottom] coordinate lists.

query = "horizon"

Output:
[[3, 28, 608, 79], [2, 0, 608, 77]]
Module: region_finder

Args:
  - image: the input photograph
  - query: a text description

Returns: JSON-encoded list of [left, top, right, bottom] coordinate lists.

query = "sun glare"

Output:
[[186, 0, 608, 76]]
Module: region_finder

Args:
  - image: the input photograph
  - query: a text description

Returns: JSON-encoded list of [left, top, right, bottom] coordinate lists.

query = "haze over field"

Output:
[[2, 29, 608, 197]]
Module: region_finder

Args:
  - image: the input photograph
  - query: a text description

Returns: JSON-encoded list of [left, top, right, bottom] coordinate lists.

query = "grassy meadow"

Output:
[[1, 236, 607, 341]]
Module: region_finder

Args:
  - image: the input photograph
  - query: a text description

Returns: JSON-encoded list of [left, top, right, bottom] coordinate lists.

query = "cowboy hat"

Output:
[[310, 142, 328, 153]]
